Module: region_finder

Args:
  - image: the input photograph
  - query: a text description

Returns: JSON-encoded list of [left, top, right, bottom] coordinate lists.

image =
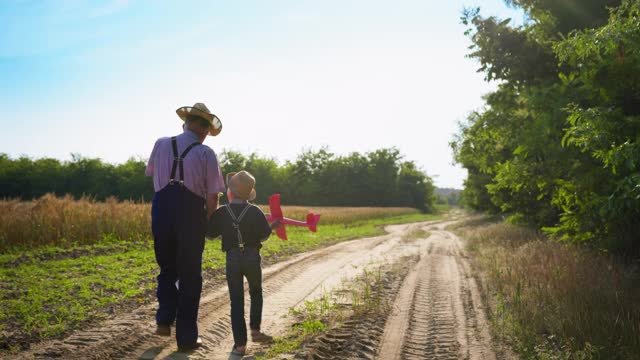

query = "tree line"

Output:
[[0, 148, 437, 212], [452, 0, 639, 255]]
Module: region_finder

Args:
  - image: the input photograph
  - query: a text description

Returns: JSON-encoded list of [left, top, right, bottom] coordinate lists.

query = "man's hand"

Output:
[[270, 218, 283, 230], [206, 193, 220, 219]]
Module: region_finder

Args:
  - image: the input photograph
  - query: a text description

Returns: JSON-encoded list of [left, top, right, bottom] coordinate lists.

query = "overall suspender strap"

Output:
[[169, 137, 201, 185], [170, 137, 179, 183], [179, 142, 201, 184], [224, 205, 251, 252]]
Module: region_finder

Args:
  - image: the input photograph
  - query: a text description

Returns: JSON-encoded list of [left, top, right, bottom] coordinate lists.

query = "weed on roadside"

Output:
[[401, 227, 431, 243], [455, 220, 640, 359]]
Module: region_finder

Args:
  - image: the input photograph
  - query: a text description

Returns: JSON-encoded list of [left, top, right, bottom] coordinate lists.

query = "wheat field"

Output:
[[0, 194, 419, 251]]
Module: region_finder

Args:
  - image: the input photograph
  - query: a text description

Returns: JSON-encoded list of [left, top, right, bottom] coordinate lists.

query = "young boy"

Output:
[[207, 170, 281, 356]]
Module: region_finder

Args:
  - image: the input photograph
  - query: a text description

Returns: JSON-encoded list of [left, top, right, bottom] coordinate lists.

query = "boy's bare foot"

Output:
[[251, 330, 274, 343]]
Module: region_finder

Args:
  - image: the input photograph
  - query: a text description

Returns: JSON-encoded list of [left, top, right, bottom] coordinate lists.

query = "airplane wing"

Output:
[[269, 194, 287, 240], [269, 194, 284, 218], [275, 226, 287, 240]]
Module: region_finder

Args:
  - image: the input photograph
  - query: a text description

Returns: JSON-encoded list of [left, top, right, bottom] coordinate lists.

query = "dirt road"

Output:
[[20, 218, 501, 359], [377, 226, 496, 360]]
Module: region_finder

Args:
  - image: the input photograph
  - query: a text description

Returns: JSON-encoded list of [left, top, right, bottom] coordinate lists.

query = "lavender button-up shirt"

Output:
[[145, 129, 225, 199]]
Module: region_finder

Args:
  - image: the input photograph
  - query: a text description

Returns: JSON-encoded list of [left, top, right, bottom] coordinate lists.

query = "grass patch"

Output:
[[0, 242, 156, 348], [401, 227, 431, 243], [453, 219, 640, 359], [0, 212, 439, 351], [259, 289, 339, 359], [350, 267, 386, 315]]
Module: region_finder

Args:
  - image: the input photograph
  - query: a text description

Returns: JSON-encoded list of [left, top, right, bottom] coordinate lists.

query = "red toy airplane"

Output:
[[265, 194, 321, 240]]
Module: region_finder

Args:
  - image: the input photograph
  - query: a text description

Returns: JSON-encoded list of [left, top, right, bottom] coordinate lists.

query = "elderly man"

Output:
[[145, 103, 226, 351]]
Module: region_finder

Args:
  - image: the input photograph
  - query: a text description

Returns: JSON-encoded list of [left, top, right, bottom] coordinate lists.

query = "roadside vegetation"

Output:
[[452, 0, 640, 256], [401, 227, 430, 243], [452, 1, 640, 356], [0, 195, 441, 352], [451, 217, 640, 359], [261, 291, 338, 358]]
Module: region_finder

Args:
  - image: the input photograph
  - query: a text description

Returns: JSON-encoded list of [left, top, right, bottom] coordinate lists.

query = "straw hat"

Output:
[[176, 102, 222, 136], [226, 171, 257, 201]]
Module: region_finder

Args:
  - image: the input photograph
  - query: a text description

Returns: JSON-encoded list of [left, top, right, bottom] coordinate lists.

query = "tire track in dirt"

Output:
[[17, 220, 440, 360], [295, 256, 418, 360], [377, 225, 498, 360], [401, 253, 461, 359]]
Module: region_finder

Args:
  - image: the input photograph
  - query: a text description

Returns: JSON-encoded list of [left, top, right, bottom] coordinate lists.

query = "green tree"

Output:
[[397, 161, 435, 212], [453, 0, 638, 255], [550, 0, 640, 253], [114, 159, 153, 201], [0, 147, 436, 212], [245, 154, 281, 204]]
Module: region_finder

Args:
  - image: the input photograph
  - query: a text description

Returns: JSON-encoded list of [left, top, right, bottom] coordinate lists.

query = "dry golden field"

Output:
[[0, 194, 419, 251]]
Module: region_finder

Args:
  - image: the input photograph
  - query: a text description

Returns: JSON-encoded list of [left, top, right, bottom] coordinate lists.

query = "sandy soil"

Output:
[[17, 217, 503, 360]]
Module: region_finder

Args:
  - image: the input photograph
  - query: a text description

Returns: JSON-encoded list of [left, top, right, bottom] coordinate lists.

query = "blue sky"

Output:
[[0, 0, 524, 188]]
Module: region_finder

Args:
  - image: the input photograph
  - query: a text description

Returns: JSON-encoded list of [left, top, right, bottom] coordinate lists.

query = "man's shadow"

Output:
[[138, 346, 164, 360], [165, 349, 259, 360], [228, 353, 257, 360], [137, 346, 259, 359], [137, 346, 191, 360]]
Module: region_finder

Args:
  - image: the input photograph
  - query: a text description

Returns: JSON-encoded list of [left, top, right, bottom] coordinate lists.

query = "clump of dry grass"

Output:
[[455, 220, 640, 359], [0, 194, 419, 252]]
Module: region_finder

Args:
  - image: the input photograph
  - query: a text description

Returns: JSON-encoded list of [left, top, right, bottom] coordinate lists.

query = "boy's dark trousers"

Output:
[[151, 184, 206, 348], [226, 247, 263, 347]]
